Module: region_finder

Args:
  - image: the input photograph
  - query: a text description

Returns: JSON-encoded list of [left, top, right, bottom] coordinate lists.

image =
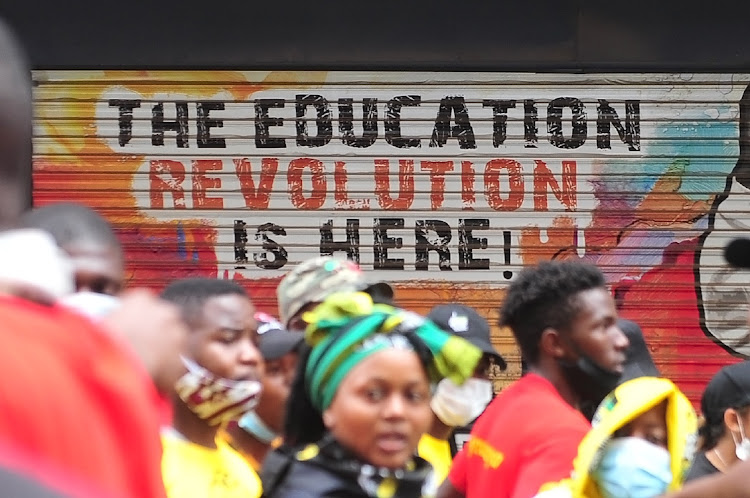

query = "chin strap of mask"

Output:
[[557, 340, 622, 420], [238, 411, 278, 445]]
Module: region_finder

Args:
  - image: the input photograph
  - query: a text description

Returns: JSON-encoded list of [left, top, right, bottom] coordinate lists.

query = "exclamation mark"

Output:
[[503, 230, 513, 280]]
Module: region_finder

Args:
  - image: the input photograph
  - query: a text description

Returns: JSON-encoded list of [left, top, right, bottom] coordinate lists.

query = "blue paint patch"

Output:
[[647, 106, 739, 201], [177, 222, 187, 260]]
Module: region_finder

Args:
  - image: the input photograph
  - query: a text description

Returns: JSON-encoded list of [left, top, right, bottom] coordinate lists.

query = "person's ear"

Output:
[[724, 408, 741, 432], [322, 407, 336, 430], [540, 328, 567, 360]]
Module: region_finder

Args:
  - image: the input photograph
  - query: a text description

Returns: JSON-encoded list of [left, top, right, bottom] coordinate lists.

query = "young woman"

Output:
[[261, 291, 482, 498], [685, 361, 750, 481], [535, 376, 698, 498]]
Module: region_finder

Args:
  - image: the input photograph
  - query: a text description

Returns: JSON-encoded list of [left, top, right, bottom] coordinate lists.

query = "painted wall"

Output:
[[32, 71, 750, 401]]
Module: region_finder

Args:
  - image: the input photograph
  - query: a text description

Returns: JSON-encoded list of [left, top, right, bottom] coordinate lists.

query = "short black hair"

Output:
[[21, 203, 121, 252], [161, 278, 248, 328], [500, 261, 606, 365]]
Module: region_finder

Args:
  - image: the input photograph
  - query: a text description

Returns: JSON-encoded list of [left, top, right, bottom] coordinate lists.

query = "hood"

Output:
[[570, 377, 697, 498]]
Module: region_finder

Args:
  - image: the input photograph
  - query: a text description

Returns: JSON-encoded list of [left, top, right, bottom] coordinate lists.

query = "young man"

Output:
[[21, 202, 124, 297], [438, 261, 629, 498], [0, 18, 185, 497], [160, 278, 265, 498], [422, 303, 508, 484], [225, 312, 303, 469], [21, 202, 184, 397]]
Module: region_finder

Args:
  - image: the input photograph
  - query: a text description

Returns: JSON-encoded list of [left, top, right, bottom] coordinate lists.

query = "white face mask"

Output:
[[59, 291, 120, 321], [430, 377, 493, 427], [733, 417, 750, 461]]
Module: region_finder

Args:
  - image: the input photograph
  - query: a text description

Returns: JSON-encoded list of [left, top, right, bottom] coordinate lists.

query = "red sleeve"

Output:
[[510, 422, 587, 498], [447, 446, 468, 493]]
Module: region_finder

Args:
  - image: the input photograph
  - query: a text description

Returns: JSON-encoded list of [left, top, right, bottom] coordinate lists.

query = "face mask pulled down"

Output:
[[430, 377, 493, 427], [593, 437, 672, 498], [558, 350, 621, 420], [175, 357, 262, 426], [238, 411, 278, 444]]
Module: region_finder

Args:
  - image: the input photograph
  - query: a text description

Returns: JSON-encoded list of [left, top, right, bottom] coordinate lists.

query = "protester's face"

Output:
[[255, 351, 298, 433], [616, 400, 669, 449], [64, 242, 124, 295], [565, 287, 629, 373], [287, 301, 320, 333], [323, 349, 432, 469], [188, 294, 263, 382]]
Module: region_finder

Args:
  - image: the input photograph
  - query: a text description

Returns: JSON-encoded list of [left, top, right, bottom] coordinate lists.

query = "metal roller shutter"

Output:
[[32, 71, 749, 401]]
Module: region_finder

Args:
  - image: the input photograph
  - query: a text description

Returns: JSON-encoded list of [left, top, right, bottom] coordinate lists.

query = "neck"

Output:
[[529, 358, 580, 411], [226, 424, 270, 468], [427, 414, 454, 441], [709, 437, 741, 472], [171, 400, 218, 449]]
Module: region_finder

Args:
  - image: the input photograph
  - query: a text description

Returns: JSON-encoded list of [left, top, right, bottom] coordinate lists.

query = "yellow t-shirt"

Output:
[[418, 434, 452, 484], [161, 431, 262, 498]]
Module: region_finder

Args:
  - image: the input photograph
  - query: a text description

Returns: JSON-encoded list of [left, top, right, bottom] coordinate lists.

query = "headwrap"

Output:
[[303, 291, 482, 412], [568, 376, 697, 497]]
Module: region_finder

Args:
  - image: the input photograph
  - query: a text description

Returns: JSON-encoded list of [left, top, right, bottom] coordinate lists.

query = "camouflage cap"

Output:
[[277, 256, 394, 328]]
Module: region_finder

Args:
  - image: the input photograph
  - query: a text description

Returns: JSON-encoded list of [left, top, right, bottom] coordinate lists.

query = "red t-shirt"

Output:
[[448, 373, 590, 498], [0, 295, 166, 498]]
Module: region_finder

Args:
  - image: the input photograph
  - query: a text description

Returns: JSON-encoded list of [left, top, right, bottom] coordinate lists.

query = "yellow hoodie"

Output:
[[537, 377, 698, 498]]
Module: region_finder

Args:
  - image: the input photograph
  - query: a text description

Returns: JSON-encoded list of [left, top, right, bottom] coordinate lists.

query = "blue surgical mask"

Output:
[[238, 410, 278, 444], [593, 437, 672, 498]]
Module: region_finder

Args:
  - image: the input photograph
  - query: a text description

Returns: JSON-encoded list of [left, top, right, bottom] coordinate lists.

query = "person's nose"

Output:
[[611, 324, 630, 352], [237, 338, 262, 367], [382, 393, 407, 419]]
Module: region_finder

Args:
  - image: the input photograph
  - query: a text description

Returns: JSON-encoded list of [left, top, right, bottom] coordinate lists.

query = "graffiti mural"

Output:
[[32, 71, 749, 400], [698, 84, 750, 358]]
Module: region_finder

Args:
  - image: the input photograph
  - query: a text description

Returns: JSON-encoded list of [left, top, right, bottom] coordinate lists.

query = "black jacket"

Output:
[[260, 436, 436, 498]]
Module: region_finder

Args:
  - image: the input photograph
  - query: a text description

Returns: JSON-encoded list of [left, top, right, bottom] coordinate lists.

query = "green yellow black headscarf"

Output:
[[302, 291, 483, 412]]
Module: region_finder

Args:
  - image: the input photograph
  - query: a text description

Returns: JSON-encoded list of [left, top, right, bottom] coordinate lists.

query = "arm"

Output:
[[437, 447, 466, 498], [665, 459, 750, 498], [437, 479, 465, 498]]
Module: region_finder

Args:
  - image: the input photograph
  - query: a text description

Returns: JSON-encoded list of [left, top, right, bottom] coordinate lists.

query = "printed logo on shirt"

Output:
[[466, 437, 504, 469]]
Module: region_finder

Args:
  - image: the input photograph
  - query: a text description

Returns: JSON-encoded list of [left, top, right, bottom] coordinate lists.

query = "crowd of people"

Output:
[[3, 16, 750, 498]]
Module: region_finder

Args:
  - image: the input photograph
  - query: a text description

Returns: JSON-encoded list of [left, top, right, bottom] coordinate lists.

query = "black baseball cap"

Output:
[[724, 238, 750, 268], [618, 318, 661, 383], [427, 304, 507, 370], [255, 312, 304, 361], [701, 361, 750, 426]]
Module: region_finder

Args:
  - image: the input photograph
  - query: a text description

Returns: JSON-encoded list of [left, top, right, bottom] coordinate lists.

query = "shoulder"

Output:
[[265, 461, 354, 498], [261, 448, 357, 498], [162, 437, 263, 497], [684, 452, 719, 482], [479, 375, 588, 434]]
